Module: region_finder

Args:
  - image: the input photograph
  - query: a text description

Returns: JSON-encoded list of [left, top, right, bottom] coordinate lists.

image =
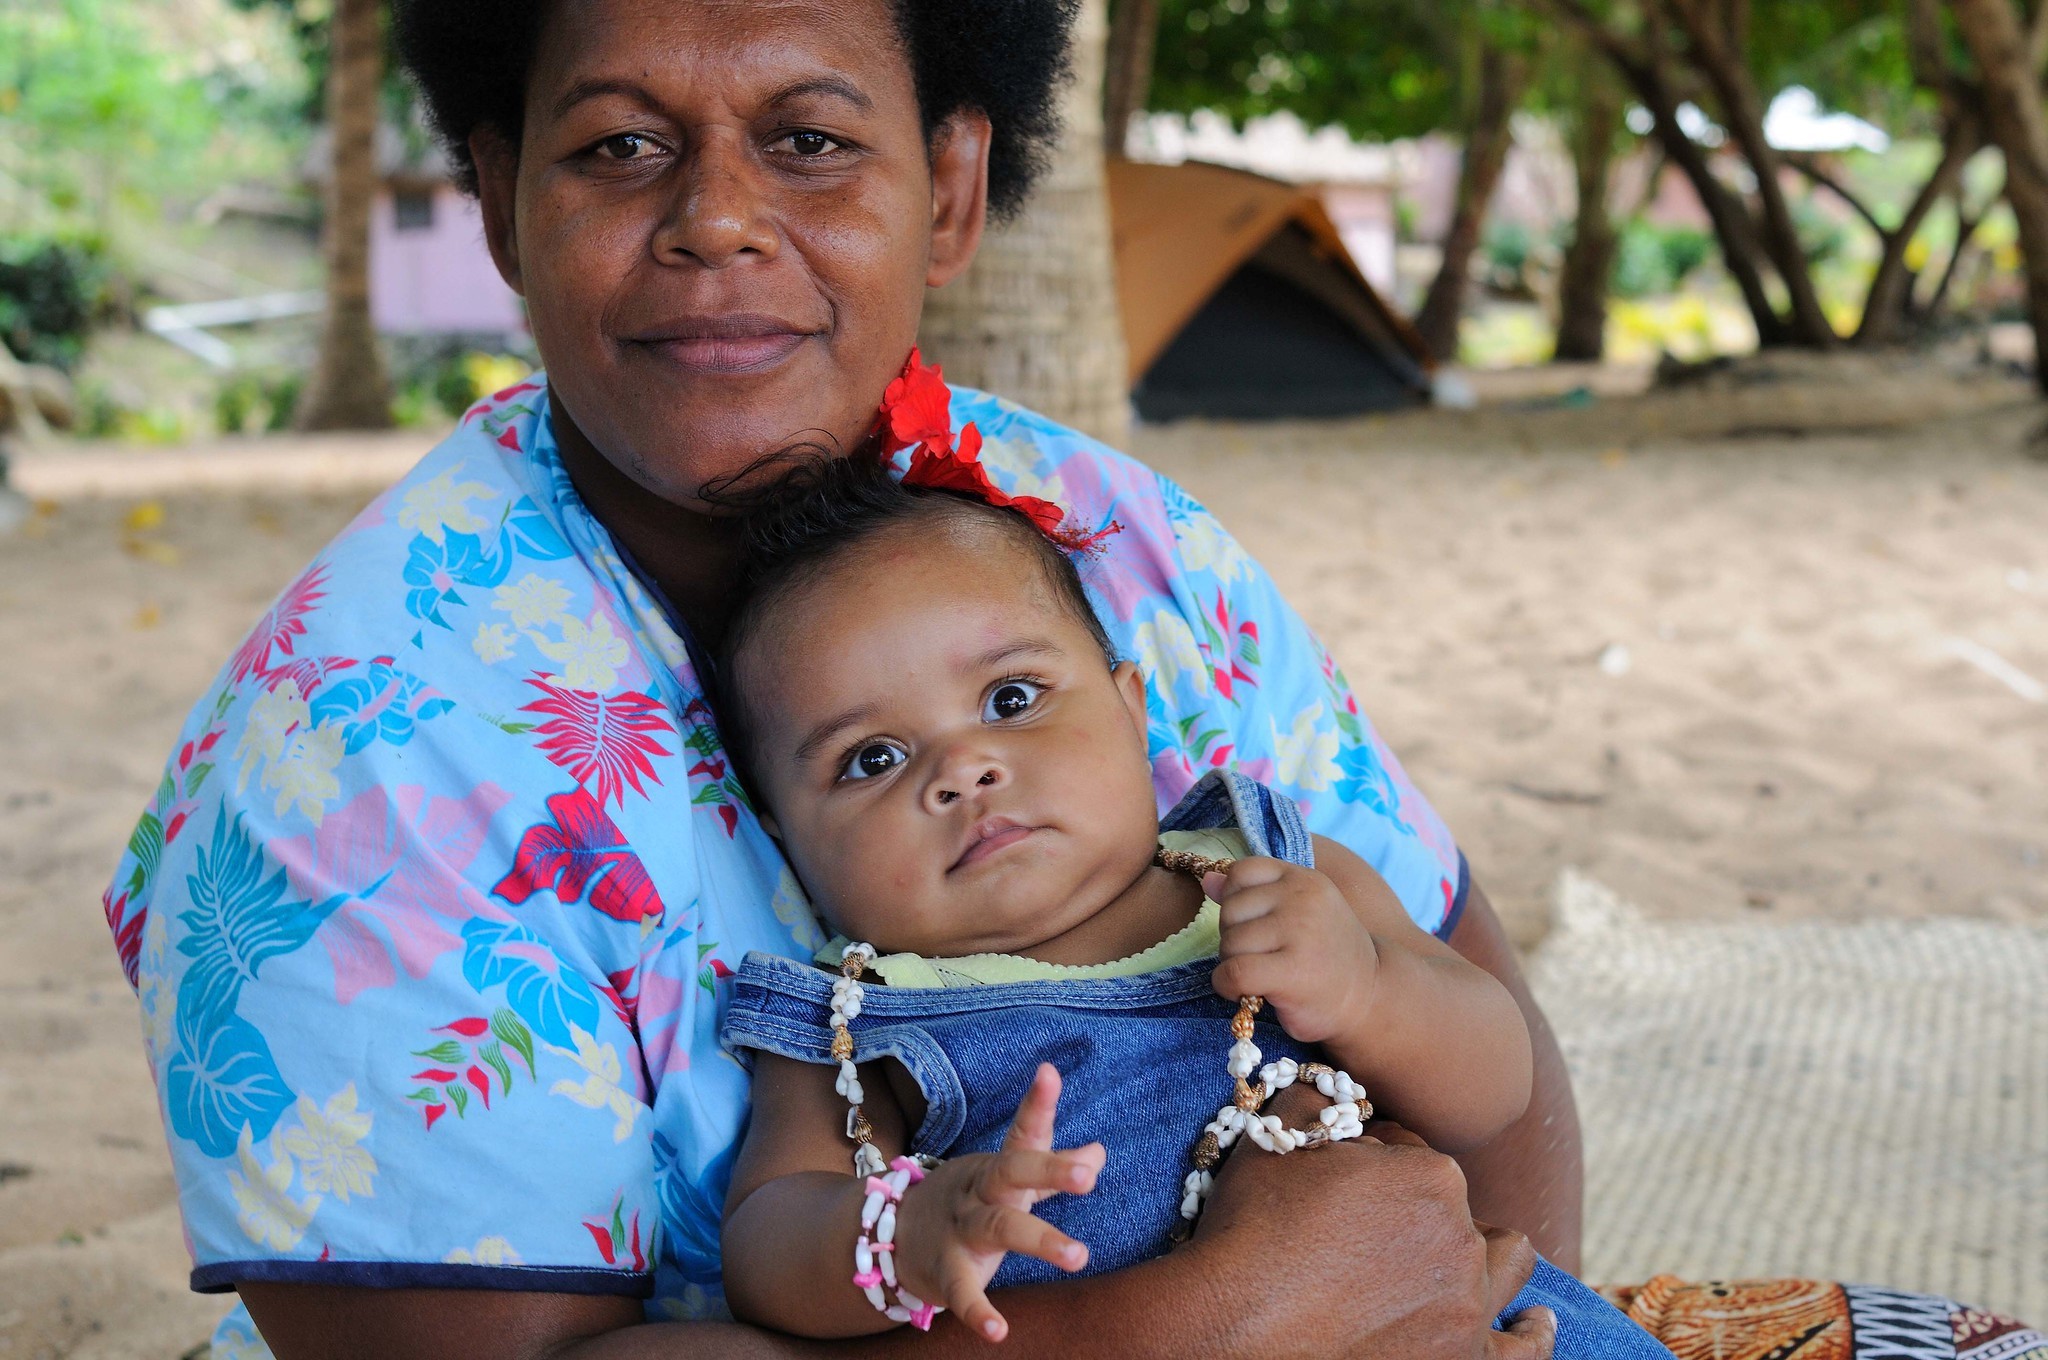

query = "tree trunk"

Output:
[[1855, 114, 1981, 344], [1414, 43, 1529, 365], [1950, 0, 2048, 393], [1103, 0, 1162, 160], [1540, 0, 1786, 343], [1554, 60, 1625, 362], [918, 0, 1130, 444], [296, 0, 392, 431], [1663, 0, 1836, 347]]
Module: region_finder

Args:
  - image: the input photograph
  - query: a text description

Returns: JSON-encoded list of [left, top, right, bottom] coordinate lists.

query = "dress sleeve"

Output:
[[103, 541, 665, 1298], [1133, 474, 1467, 938]]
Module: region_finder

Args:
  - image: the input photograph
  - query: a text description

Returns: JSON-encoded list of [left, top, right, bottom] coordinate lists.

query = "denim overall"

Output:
[[722, 772, 1671, 1357]]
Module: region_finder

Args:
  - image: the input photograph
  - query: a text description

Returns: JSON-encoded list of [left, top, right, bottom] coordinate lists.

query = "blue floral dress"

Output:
[[103, 379, 1463, 1352]]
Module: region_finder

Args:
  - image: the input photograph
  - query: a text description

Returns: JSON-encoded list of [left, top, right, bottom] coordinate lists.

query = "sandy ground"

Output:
[[2, 355, 2045, 1356]]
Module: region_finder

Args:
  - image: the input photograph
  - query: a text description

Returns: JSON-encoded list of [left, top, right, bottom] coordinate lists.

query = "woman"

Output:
[[104, 3, 2041, 1358]]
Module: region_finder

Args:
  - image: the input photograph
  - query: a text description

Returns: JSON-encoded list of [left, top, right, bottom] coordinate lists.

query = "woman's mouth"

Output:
[[951, 818, 1041, 872], [627, 314, 816, 374]]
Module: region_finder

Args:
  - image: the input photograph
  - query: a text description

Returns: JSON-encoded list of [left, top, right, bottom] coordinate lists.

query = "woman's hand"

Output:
[[1186, 1083, 1555, 1360], [893, 1064, 1104, 1342], [1207, 858, 1380, 1045]]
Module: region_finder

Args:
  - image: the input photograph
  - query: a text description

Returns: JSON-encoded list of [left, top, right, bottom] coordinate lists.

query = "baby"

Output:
[[710, 437, 1666, 1356]]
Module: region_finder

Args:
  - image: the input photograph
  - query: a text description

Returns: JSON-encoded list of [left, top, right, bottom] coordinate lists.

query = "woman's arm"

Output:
[[241, 1090, 1557, 1360], [1446, 879, 1587, 1273]]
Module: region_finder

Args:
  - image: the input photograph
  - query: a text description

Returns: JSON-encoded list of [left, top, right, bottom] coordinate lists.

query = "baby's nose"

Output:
[[931, 766, 1004, 808]]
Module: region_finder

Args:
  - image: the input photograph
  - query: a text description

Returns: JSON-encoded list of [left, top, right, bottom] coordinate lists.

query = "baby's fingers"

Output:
[[1002, 1063, 1062, 1153], [982, 1146, 1104, 1203], [959, 1202, 1091, 1277]]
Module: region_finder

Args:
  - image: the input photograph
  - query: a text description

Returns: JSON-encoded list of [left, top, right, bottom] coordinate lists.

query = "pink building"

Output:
[[372, 177, 526, 337], [312, 126, 528, 339]]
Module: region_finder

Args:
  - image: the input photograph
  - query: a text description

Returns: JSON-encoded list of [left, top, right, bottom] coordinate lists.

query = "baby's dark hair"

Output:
[[708, 453, 1118, 801]]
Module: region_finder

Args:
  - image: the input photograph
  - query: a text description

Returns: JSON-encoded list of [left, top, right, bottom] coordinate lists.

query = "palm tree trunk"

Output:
[[1950, 0, 2048, 395], [1414, 42, 1529, 365], [918, 0, 1129, 444], [1554, 60, 1625, 362], [1104, 0, 1163, 159], [296, 0, 393, 431]]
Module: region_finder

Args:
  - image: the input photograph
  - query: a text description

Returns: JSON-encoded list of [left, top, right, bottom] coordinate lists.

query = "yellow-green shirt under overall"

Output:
[[814, 828, 1244, 988]]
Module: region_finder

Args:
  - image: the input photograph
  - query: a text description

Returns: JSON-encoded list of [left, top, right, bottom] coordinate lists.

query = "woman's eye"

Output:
[[596, 133, 655, 160], [840, 741, 906, 782], [983, 681, 1044, 723], [779, 130, 842, 157]]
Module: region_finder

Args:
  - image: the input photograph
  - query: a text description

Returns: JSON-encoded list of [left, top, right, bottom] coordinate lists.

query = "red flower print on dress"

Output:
[[229, 563, 331, 684], [493, 788, 667, 925], [518, 678, 675, 809], [104, 889, 145, 989], [404, 1009, 538, 1127], [582, 1194, 645, 1271]]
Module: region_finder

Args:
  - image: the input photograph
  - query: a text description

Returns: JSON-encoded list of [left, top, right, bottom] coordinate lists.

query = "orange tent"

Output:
[[1108, 159, 1432, 420]]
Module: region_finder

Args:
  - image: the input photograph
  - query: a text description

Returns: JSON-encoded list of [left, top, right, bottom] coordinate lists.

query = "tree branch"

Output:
[[1782, 152, 1889, 238]]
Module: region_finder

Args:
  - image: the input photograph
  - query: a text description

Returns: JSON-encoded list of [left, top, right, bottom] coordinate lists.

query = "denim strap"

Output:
[[1158, 771, 1315, 869]]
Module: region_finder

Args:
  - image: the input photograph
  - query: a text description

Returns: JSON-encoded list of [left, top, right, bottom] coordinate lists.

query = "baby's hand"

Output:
[[1207, 857, 1380, 1046], [893, 1063, 1104, 1342]]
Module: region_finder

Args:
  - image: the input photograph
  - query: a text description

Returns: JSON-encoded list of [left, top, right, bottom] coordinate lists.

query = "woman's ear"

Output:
[[471, 127, 526, 297], [926, 109, 991, 289]]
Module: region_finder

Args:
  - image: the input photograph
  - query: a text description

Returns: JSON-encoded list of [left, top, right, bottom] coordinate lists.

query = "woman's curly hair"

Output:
[[391, 0, 1078, 220]]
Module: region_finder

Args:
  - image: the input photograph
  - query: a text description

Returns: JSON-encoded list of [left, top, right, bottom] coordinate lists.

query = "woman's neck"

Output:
[[551, 406, 743, 640]]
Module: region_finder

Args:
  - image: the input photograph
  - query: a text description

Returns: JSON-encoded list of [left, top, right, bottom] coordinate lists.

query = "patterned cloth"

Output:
[[1604, 1278, 2048, 1360], [101, 378, 1463, 1342]]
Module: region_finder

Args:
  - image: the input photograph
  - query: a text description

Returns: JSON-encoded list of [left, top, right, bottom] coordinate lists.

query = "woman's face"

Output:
[[475, 0, 989, 510]]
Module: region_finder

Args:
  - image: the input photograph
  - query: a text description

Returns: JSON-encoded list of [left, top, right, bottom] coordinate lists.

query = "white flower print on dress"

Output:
[[235, 679, 310, 793], [1131, 613, 1210, 698], [534, 610, 630, 692], [263, 721, 346, 825], [493, 572, 574, 630], [398, 468, 497, 544], [276, 1085, 376, 1203], [472, 621, 517, 665], [549, 1026, 645, 1143], [1272, 701, 1341, 793], [229, 1126, 319, 1252], [976, 432, 1064, 503], [1172, 507, 1251, 585], [445, 1236, 524, 1266]]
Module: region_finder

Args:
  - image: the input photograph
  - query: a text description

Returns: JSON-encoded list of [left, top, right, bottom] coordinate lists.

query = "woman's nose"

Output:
[[925, 757, 1006, 812], [653, 136, 780, 269]]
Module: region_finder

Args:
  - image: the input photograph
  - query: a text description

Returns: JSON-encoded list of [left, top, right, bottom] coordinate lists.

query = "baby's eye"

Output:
[[983, 680, 1044, 723], [839, 740, 907, 782]]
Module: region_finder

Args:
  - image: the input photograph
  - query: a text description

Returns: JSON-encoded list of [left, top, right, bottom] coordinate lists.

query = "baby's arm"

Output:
[[1207, 837, 1532, 1153], [722, 1056, 1104, 1342]]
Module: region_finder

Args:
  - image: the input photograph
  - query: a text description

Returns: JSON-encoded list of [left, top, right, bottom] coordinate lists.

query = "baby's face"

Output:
[[734, 517, 1161, 958]]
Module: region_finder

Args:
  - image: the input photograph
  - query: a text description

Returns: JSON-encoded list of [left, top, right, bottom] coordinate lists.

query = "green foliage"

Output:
[[214, 369, 305, 434], [1793, 198, 1851, 267], [391, 346, 534, 429], [0, 0, 307, 225], [1610, 221, 1715, 299], [1481, 220, 1533, 287], [0, 232, 118, 370], [1148, 0, 1462, 139]]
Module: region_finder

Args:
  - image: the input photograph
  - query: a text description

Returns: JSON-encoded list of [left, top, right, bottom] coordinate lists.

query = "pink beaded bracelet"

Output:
[[854, 1156, 943, 1330]]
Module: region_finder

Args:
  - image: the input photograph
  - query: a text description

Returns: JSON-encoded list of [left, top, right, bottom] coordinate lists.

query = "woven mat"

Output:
[[1529, 871, 2048, 1324]]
